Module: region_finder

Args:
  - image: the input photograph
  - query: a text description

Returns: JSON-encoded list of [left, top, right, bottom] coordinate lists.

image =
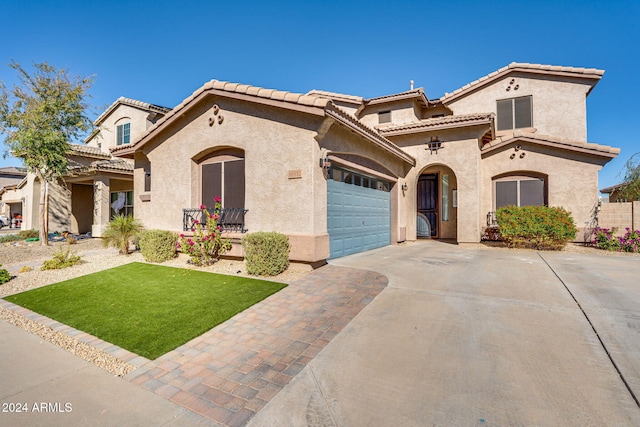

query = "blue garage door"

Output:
[[327, 176, 391, 259]]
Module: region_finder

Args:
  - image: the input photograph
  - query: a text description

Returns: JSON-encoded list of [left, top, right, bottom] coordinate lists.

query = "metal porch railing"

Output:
[[182, 207, 248, 233]]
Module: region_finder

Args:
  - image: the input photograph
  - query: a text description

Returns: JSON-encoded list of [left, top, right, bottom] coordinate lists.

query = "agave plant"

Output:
[[102, 214, 144, 255]]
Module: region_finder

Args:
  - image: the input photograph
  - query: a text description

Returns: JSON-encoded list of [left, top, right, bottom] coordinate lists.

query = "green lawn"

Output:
[[4, 262, 286, 359]]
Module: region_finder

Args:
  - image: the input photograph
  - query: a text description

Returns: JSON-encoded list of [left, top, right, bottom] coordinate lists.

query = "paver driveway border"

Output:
[[1, 263, 387, 426]]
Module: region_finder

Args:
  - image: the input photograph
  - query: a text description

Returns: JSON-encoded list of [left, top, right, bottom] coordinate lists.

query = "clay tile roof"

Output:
[[92, 159, 133, 173], [111, 79, 330, 156], [68, 144, 111, 159], [365, 88, 429, 106], [378, 113, 494, 135], [0, 166, 27, 176], [441, 62, 605, 103], [92, 96, 171, 126], [482, 131, 619, 158], [307, 90, 363, 105], [325, 105, 415, 166]]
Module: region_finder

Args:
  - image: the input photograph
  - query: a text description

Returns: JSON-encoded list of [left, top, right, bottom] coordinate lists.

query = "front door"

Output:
[[417, 174, 438, 238]]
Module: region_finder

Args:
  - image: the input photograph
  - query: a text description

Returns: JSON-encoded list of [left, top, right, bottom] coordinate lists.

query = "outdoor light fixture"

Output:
[[401, 182, 408, 191], [320, 156, 331, 169]]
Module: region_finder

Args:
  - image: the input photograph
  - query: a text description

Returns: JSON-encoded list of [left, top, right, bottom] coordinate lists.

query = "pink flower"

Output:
[[194, 219, 199, 225], [200, 204, 206, 210], [217, 225, 223, 231], [214, 196, 221, 203], [212, 214, 220, 220], [179, 233, 184, 238], [189, 240, 195, 246]]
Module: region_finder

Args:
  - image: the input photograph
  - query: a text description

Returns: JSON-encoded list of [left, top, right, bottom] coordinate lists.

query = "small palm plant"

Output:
[[102, 214, 144, 255]]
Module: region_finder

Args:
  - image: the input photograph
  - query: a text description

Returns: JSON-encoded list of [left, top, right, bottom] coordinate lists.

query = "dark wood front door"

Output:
[[417, 174, 438, 238]]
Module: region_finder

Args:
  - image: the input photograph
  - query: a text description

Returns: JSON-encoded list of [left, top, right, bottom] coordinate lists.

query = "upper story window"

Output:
[[378, 110, 392, 124], [116, 123, 131, 145], [497, 96, 532, 131]]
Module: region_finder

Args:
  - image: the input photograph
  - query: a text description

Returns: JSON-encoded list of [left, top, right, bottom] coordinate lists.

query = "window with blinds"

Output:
[[495, 176, 545, 209], [497, 96, 532, 131]]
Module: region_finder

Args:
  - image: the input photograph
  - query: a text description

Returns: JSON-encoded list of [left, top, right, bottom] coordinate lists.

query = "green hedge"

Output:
[[0, 264, 11, 285], [496, 205, 577, 250], [242, 232, 290, 276], [138, 229, 178, 263]]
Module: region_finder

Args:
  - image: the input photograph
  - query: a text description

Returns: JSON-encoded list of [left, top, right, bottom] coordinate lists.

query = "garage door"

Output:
[[327, 171, 391, 259]]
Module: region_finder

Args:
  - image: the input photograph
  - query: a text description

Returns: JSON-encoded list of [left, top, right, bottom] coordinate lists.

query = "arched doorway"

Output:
[[416, 165, 457, 240]]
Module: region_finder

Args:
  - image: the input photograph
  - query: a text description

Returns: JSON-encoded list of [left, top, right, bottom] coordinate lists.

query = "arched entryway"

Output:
[[416, 165, 457, 240]]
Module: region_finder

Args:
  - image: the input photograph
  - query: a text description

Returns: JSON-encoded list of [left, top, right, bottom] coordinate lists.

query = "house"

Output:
[[0, 166, 27, 225], [0, 97, 170, 236], [110, 63, 619, 263]]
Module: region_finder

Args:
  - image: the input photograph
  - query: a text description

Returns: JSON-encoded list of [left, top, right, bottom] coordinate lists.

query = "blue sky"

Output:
[[1, 0, 638, 190]]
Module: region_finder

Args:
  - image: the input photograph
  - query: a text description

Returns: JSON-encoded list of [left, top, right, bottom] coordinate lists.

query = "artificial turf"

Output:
[[4, 262, 287, 359]]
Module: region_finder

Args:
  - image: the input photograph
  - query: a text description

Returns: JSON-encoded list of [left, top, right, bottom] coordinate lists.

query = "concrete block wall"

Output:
[[598, 201, 639, 235]]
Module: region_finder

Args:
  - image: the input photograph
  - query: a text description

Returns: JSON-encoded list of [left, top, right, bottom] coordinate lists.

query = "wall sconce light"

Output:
[[515, 145, 522, 151], [319, 156, 331, 169], [401, 182, 408, 191]]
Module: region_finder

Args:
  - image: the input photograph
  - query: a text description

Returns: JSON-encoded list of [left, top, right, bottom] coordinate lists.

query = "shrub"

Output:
[[18, 265, 33, 273], [177, 197, 232, 266], [139, 229, 178, 263], [496, 205, 577, 250], [18, 229, 39, 239], [593, 227, 640, 253], [0, 264, 11, 285], [242, 231, 290, 276], [41, 247, 83, 270], [0, 234, 22, 244], [102, 214, 144, 255]]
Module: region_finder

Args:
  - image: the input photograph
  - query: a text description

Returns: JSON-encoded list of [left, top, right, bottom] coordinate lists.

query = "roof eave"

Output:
[[325, 106, 415, 166], [379, 117, 493, 137], [481, 135, 619, 159]]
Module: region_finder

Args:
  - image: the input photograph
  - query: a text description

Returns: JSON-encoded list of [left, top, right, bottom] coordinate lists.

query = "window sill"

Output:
[[139, 193, 151, 202]]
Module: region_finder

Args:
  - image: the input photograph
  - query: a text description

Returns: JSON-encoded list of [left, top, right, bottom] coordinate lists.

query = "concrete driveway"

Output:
[[249, 241, 640, 426]]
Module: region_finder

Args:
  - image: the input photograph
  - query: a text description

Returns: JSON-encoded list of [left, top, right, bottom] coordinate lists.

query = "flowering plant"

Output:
[[593, 227, 640, 253], [177, 196, 231, 265]]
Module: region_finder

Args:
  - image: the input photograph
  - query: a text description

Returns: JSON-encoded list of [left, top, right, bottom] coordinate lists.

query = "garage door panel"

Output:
[[328, 179, 391, 259]]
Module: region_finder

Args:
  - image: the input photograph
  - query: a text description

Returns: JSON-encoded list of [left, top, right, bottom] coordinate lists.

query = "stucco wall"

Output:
[[359, 100, 422, 128], [389, 126, 486, 243], [136, 96, 325, 240], [447, 73, 592, 142], [481, 142, 605, 239], [87, 104, 156, 153]]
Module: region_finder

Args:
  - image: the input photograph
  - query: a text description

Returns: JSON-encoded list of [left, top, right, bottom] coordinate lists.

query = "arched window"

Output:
[[200, 149, 245, 209], [494, 173, 547, 209]]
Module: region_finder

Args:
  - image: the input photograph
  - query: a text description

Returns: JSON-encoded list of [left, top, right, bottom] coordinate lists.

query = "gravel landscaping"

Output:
[[0, 238, 311, 376]]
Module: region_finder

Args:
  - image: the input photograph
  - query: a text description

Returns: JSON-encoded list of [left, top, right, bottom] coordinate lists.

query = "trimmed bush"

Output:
[[139, 229, 178, 263], [496, 205, 577, 250], [0, 264, 11, 285], [41, 247, 83, 270], [242, 232, 290, 276]]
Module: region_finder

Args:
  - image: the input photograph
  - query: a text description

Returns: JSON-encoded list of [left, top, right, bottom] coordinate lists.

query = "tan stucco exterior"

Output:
[[102, 62, 618, 262]]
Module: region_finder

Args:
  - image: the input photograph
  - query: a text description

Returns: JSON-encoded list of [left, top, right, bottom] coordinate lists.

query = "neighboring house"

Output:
[[0, 97, 170, 235], [600, 183, 638, 203], [111, 62, 618, 262], [0, 166, 27, 223]]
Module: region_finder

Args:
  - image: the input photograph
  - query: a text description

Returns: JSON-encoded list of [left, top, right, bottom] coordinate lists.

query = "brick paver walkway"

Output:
[[124, 264, 387, 426]]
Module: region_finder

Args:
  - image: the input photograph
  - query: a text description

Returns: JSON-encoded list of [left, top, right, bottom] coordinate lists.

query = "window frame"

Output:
[[200, 155, 245, 209], [110, 190, 134, 218], [496, 96, 532, 131], [116, 122, 131, 145], [493, 175, 547, 209]]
